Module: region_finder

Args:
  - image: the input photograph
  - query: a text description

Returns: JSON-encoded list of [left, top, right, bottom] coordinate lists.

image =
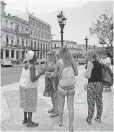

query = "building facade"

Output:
[[29, 14, 51, 59], [0, 1, 51, 61], [51, 40, 77, 54], [51, 40, 98, 59]]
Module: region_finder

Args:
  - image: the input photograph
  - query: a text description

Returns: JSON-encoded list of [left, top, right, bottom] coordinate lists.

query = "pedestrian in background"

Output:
[[101, 54, 112, 92], [43, 50, 58, 117], [19, 50, 44, 127], [84, 51, 103, 125], [49, 46, 78, 131]]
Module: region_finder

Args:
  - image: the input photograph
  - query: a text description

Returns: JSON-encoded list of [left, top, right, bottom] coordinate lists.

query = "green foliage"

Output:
[[89, 11, 113, 47]]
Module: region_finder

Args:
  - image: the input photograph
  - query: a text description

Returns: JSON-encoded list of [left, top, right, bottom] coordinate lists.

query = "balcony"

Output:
[[2, 27, 30, 37], [3, 43, 30, 49], [15, 29, 30, 37], [2, 27, 15, 32]]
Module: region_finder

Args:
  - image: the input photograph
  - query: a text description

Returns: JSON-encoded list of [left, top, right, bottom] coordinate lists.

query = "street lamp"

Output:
[[85, 36, 88, 69], [57, 11, 67, 47], [94, 44, 95, 51]]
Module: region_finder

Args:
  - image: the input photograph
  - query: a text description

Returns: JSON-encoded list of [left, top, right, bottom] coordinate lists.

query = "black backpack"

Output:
[[101, 64, 113, 86]]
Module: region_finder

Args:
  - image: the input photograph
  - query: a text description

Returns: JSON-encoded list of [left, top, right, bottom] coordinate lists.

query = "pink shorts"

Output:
[[58, 85, 75, 96]]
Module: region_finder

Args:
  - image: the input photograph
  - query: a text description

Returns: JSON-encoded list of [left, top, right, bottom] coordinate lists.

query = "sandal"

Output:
[[50, 112, 58, 117], [69, 126, 74, 132], [86, 118, 91, 125], [57, 120, 63, 127], [94, 117, 101, 123], [26, 121, 39, 127], [22, 120, 27, 124], [48, 108, 54, 113]]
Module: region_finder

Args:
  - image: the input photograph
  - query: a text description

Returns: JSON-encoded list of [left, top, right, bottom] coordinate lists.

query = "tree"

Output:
[[89, 11, 113, 47]]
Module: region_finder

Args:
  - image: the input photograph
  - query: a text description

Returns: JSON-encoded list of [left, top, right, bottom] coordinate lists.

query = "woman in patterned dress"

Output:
[[84, 51, 103, 125], [19, 50, 44, 127], [43, 50, 59, 117]]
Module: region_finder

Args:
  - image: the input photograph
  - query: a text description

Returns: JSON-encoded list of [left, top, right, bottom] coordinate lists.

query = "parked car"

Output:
[[1, 59, 13, 67], [78, 58, 86, 64], [111, 58, 114, 65], [36, 58, 48, 65]]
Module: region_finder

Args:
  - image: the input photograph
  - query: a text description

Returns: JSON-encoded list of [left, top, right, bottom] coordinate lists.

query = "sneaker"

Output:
[[94, 117, 101, 123], [26, 121, 39, 127], [86, 118, 91, 125], [50, 112, 58, 117], [48, 108, 54, 113], [22, 120, 27, 124]]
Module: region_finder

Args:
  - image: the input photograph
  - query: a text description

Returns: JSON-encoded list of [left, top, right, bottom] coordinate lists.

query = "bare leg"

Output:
[[67, 94, 74, 130], [50, 94, 58, 117], [58, 92, 65, 125]]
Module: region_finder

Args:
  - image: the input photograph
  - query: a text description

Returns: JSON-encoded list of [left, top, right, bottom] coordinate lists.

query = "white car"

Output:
[[78, 58, 86, 64], [1, 59, 13, 67]]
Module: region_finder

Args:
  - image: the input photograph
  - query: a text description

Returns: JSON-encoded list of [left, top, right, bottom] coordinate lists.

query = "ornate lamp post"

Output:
[[94, 44, 95, 51], [85, 36, 88, 69], [57, 11, 67, 47]]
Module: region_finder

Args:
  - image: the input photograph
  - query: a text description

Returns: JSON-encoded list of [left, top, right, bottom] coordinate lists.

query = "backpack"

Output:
[[59, 60, 76, 90], [101, 63, 113, 86]]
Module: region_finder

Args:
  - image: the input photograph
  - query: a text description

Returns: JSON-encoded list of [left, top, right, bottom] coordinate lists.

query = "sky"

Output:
[[4, 0, 88, 15], [3, 0, 113, 46]]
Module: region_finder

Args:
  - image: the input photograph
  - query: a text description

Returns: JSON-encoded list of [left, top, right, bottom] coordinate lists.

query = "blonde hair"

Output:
[[87, 51, 98, 61], [59, 46, 73, 66], [48, 50, 56, 62]]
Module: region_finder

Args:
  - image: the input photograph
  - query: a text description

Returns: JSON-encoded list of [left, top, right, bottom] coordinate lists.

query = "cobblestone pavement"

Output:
[[1, 65, 113, 131]]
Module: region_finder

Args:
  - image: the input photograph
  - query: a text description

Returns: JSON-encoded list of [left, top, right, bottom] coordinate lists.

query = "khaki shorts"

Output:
[[58, 85, 75, 96]]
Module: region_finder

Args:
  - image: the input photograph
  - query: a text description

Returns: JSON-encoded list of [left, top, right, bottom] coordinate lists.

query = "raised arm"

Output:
[[84, 61, 93, 79], [30, 65, 44, 82], [71, 58, 78, 76], [49, 61, 60, 78]]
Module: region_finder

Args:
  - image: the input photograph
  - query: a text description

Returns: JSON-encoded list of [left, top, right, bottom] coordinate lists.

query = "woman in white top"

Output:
[[101, 54, 112, 92], [19, 50, 44, 127]]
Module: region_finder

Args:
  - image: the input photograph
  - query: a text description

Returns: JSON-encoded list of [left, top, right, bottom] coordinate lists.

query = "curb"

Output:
[[13, 65, 24, 67]]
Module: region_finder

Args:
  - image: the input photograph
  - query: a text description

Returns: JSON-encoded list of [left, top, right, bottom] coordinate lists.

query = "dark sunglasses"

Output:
[[48, 54, 52, 56]]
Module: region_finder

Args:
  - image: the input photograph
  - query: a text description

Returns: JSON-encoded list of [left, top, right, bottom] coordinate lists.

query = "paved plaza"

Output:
[[1, 66, 113, 131]]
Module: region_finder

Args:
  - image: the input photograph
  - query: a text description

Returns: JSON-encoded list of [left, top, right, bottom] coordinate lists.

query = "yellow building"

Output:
[[51, 40, 77, 54], [0, 1, 51, 61], [29, 14, 51, 59]]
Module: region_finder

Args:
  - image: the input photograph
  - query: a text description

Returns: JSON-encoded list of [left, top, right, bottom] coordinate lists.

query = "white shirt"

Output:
[[101, 57, 111, 69], [19, 65, 38, 88]]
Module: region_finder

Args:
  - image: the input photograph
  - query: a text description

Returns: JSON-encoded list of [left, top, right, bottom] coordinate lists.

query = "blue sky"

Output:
[[4, 0, 113, 46]]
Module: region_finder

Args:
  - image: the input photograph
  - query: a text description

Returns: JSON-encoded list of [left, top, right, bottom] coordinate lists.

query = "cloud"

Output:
[[5, 0, 88, 14]]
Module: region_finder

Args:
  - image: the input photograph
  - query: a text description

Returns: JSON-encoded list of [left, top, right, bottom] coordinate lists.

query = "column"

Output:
[[9, 49, 11, 58], [20, 51, 22, 59], [14, 50, 17, 60], [37, 52, 39, 59], [3, 50, 6, 59]]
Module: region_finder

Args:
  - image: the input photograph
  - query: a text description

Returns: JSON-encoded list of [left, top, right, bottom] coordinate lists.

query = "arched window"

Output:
[[22, 38, 24, 46], [11, 36, 13, 44], [6, 20, 8, 27], [17, 37, 19, 45], [41, 43, 42, 50], [31, 40, 33, 48], [6, 35, 9, 44], [34, 41, 36, 49], [38, 42, 39, 49], [31, 30, 33, 35], [26, 40, 28, 46]]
